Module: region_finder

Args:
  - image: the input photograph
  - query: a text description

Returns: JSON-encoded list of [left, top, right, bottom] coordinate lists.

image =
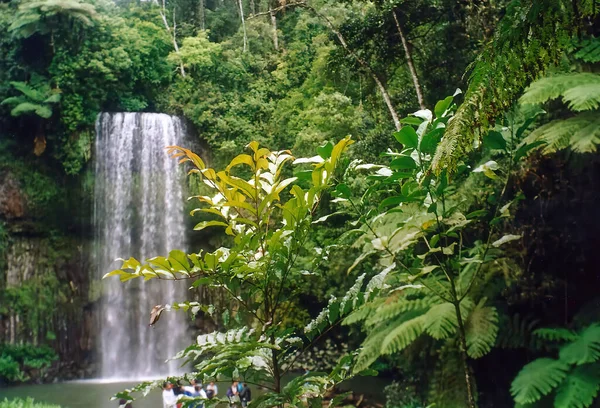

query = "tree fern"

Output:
[[464, 299, 499, 359], [554, 364, 600, 408], [511, 358, 571, 404]]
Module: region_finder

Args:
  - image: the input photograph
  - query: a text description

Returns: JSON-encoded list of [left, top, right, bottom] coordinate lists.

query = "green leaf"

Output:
[[484, 130, 507, 150], [335, 183, 352, 199], [394, 127, 418, 149], [400, 116, 424, 126], [193, 220, 229, 231], [420, 128, 444, 154], [511, 358, 570, 404], [434, 95, 454, 118], [390, 156, 417, 170], [317, 141, 333, 159]]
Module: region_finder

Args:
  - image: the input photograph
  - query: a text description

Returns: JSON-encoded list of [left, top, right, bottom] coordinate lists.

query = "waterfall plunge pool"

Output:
[[1, 376, 389, 407]]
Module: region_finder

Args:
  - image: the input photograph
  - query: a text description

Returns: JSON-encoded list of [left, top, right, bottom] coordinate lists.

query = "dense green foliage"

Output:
[[1, 0, 600, 406], [0, 399, 62, 408], [0, 344, 57, 383]]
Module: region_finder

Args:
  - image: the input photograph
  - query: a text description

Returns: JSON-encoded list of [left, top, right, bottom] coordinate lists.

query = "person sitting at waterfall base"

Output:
[[192, 384, 208, 408], [239, 383, 251, 408], [227, 381, 240, 408], [206, 381, 218, 399], [162, 382, 177, 408]]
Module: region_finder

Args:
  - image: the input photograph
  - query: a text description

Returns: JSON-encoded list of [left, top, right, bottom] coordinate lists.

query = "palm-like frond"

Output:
[[534, 328, 579, 342], [522, 112, 600, 154], [9, 0, 97, 38], [464, 299, 498, 358], [511, 358, 570, 404], [520, 73, 600, 111], [559, 324, 600, 365], [554, 364, 600, 408], [422, 302, 459, 340], [575, 37, 600, 63], [380, 314, 426, 355], [496, 313, 540, 349]]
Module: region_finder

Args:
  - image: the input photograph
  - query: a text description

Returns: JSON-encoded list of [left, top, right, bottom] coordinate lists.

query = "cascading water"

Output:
[[95, 112, 189, 379]]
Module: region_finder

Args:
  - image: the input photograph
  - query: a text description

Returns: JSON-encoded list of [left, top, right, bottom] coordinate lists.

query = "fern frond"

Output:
[[465, 299, 499, 358], [342, 301, 377, 326], [534, 328, 579, 342], [511, 358, 570, 404], [432, 0, 586, 172], [496, 313, 540, 349], [423, 302, 458, 340], [366, 296, 437, 327], [353, 324, 394, 373], [520, 73, 600, 111], [10, 102, 51, 118], [575, 37, 600, 63], [380, 314, 426, 355], [522, 112, 600, 154], [554, 363, 600, 408], [559, 324, 600, 365]]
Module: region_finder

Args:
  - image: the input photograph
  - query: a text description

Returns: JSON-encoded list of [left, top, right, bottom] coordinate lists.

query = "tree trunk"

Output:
[[392, 10, 425, 109], [250, 0, 256, 14], [304, 5, 400, 130], [269, 8, 279, 51], [198, 0, 206, 30], [238, 0, 248, 52], [159, 0, 186, 77]]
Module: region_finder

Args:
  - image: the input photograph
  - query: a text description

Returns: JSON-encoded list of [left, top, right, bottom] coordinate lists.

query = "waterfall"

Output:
[[95, 112, 189, 379]]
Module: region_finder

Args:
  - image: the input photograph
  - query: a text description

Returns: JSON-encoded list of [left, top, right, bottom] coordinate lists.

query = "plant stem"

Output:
[[450, 280, 477, 408]]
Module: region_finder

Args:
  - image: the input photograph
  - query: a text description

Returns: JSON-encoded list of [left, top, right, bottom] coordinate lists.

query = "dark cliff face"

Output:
[[0, 162, 97, 379]]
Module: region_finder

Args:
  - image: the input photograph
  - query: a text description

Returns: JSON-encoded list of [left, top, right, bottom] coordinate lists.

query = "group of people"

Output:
[[226, 380, 252, 408], [162, 379, 251, 408]]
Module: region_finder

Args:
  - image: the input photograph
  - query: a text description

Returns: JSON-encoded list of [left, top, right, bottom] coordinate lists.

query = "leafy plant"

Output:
[[105, 138, 383, 406], [332, 94, 544, 408], [1, 76, 60, 119], [511, 323, 600, 407], [1, 74, 60, 155], [519, 72, 600, 154], [0, 344, 57, 383], [8, 0, 97, 39]]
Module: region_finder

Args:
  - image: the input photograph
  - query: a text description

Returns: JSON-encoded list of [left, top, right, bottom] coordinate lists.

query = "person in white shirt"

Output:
[[206, 381, 218, 398], [183, 379, 198, 396], [162, 382, 178, 408]]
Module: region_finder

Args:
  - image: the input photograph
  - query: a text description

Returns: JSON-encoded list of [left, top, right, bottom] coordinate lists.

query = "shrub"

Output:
[[0, 344, 57, 383]]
